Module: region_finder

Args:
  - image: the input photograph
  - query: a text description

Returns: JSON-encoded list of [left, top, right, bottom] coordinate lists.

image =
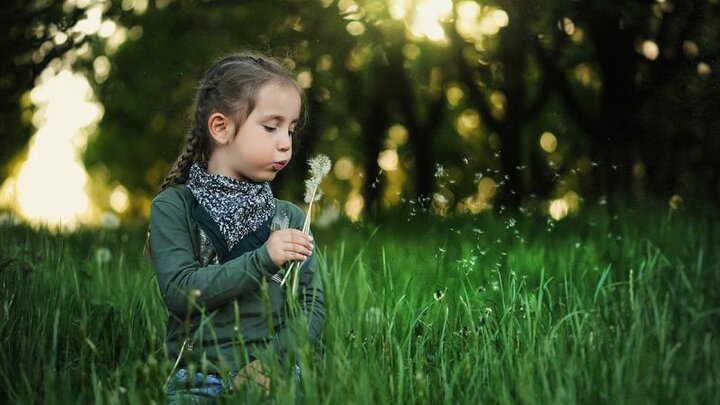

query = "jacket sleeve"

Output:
[[149, 198, 278, 319], [271, 205, 326, 360]]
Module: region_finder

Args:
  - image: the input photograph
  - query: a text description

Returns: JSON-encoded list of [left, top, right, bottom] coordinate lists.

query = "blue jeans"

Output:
[[166, 365, 303, 404], [166, 368, 235, 404]]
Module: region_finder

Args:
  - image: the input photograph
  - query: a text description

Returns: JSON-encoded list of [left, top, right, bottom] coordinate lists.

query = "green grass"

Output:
[[1, 201, 719, 404]]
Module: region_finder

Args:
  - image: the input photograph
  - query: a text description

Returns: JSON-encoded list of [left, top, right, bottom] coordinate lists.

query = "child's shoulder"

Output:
[[151, 184, 193, 207]]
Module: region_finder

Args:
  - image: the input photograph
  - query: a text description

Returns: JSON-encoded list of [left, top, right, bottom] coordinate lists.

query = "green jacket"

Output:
[[149, 184, 325, 372]]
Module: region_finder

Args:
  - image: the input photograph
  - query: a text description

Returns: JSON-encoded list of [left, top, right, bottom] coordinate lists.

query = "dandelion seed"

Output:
[[433, 193, 448, 204], [491, 281, 499, 291], [191, 289, 201, 297], [434, 164, 445, 178], [434, 289, 445, 301], [505, 218, 516, 229], [463, 157, 470, 165], [473, 173, 483, 183], [271, 214, 290, 231]]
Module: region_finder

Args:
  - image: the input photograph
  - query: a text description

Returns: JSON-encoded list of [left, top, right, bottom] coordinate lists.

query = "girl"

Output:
[[146, 52, 325, 402]]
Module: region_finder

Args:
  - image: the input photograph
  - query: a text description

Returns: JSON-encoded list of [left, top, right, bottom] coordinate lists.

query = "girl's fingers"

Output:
[[288, 241, 313, 256], [283, 229, 313, 247]]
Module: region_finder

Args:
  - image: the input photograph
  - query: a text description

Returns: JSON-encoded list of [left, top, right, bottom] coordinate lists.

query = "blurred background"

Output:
[[1, 0, 718, 229]]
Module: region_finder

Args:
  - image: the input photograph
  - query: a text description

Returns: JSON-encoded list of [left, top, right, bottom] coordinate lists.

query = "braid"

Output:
[[160, 128, 205, 191], [145, 129, 203, 258]]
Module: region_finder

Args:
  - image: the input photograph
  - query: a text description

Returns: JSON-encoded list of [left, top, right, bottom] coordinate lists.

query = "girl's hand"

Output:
[[234, 359, 270, 396], [265, 229, 314, 267]]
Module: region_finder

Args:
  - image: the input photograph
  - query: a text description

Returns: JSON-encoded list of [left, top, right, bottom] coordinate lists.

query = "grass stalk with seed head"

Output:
[[280, 154, 331, 295]]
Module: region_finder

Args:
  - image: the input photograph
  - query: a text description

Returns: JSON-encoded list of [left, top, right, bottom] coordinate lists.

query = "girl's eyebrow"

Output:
[[259, 114, 299, 123]]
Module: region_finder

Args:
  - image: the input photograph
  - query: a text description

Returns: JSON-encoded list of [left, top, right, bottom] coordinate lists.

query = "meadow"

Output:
[[1, 200, 718, 404]]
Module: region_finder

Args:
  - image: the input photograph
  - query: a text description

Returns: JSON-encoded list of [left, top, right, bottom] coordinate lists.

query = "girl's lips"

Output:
[[272, 161, 288, 171]]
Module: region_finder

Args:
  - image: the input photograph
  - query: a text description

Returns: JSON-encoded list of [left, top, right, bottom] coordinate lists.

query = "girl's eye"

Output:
[[263, 125, 277, 133]]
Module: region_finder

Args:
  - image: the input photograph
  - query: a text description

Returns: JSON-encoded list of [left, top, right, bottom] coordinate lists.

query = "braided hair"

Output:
[[144, 52, 307, 257]]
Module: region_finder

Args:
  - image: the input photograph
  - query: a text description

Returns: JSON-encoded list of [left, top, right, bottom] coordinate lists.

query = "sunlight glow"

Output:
[[540, 132, 558, 153], [344, 192, 364, 221], [459, 176, 496, 214], [110, 185, 130, 213], [407, 0, 453, 42], [456, 108, 481, 138], [549, 191, 580, 220], [697, 62, 711, 76], [377, 149, 399, 171], [334, 158, 355, 180], [0, 70, 103, 229], [640, 40, 660, 61], [549, 199, 569, 220]]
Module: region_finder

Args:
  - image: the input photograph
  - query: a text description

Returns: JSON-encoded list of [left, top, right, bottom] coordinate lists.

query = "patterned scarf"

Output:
[[185, 162, 275, 251]]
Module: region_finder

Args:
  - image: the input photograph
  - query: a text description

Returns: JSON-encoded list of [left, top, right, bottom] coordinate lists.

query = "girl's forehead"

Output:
[[253, 82, 302, 119]]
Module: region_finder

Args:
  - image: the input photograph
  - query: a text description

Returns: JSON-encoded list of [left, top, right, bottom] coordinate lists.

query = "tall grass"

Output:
[[1, 201, 718, 404]]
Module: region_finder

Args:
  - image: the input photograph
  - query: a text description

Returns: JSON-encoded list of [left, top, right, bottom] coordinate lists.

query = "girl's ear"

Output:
[[207, 112, 236, 145]]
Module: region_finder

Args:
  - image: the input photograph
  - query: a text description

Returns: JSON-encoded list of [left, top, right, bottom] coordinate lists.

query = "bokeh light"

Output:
[[0, 70, 103, 228]]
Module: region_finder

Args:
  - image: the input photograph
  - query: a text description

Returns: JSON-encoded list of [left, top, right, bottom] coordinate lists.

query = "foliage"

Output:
[[83, 0, 720, 219], [1, 203, 719, 403], [3, 0, 720, 218]]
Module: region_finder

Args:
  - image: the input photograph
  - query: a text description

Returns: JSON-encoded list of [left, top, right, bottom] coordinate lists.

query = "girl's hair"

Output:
[[144, 52, 307, 257]]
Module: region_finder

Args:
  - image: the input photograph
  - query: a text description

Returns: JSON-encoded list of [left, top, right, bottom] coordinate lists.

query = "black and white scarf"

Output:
[[185, 162, 275, 251]]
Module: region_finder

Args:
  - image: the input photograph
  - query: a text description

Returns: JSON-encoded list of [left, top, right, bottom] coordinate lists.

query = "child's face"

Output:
[[222, 82, 301, 182]]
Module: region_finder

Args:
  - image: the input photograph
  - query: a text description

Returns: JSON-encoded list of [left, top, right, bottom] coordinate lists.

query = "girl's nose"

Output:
[[278, 134, 291, 152]]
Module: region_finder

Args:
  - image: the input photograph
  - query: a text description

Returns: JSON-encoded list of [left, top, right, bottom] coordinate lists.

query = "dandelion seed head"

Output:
[[95, 247, 112, 265], [365, 307, 383, 325], [304, 154, 332, 203]]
